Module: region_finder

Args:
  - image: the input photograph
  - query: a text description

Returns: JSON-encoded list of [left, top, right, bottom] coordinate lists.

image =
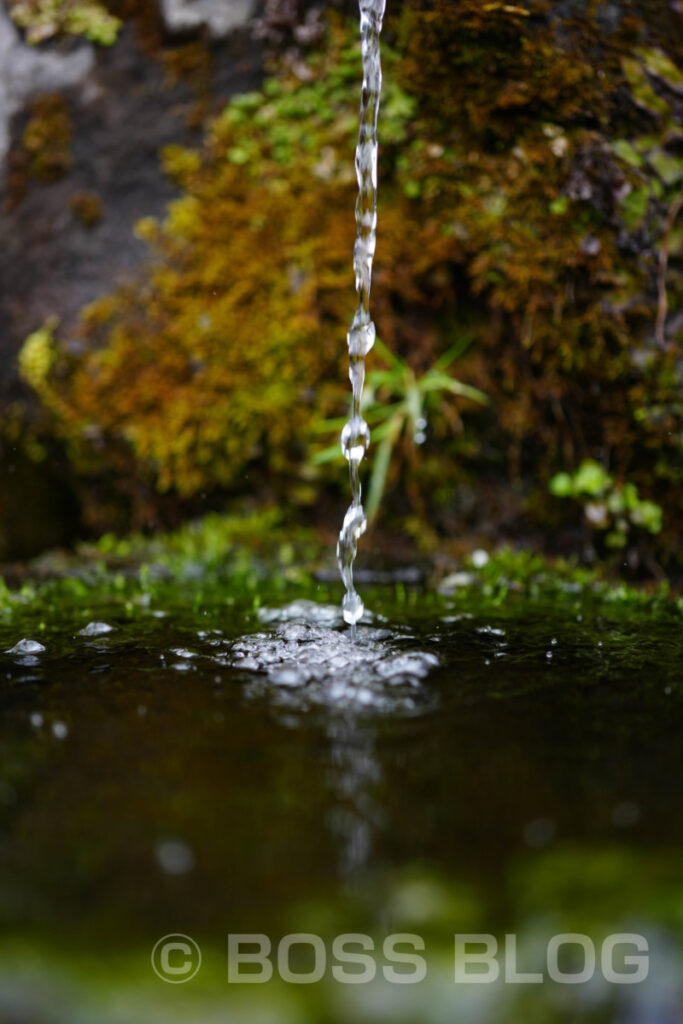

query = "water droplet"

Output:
[[341, 417, 370, 463], [30, 712, 43, 728], [347, 319, 376, 357], [341, 503, 367, 540], [52, 721, 68, 740], [342, 591, 364, 625]]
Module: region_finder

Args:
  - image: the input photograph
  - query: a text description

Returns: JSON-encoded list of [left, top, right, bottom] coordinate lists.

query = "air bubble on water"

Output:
[[7, 639, 46, 655], [156, 839, 195, 876], [170, 648, 196, 659], [234, 655, 259, 671], [376, 652, 438, 679], [258, 601, 342, 626], [271, 667, 307, 688], [611, 801, 640, 828], [79, 622, 114, 637], [523, 818, 556, 848]]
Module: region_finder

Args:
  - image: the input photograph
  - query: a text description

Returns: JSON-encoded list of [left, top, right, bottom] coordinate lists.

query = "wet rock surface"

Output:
[[0, 9, 264, 557], [0, 17, 262, 408], [159, 0, 258, 39], [0, 4, 93, 170]]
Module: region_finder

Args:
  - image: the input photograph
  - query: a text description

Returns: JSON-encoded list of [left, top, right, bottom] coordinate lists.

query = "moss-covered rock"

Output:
[[15, 2, 683, 568]]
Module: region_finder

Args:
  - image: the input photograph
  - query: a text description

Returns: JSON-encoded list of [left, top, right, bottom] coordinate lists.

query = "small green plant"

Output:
[[313, 336, 487, 521], [9, 0, 121, 45], [550, 460, 663, 548]]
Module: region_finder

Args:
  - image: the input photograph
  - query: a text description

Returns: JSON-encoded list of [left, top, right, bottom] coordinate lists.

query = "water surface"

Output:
[[0, 590, 681, 1022]]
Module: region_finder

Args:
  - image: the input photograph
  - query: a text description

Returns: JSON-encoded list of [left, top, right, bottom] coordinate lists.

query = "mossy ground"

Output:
[[1, 509, 681, 642]]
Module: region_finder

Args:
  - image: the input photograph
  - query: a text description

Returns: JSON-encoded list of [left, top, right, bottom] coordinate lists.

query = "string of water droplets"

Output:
[[337, 0, 386, 631]]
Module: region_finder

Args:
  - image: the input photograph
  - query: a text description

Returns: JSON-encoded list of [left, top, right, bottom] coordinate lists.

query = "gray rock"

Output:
[[159, 0, 257, 39], [0, 3, 93, 172]]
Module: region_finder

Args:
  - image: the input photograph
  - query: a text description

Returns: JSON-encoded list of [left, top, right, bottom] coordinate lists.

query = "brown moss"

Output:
[[161, 41, 214, 128], [21, 94, 73, 182], [69, 190, 103, 227]]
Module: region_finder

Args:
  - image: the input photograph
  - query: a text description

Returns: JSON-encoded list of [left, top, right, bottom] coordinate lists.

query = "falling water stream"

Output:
[[337, 0, 386, 630]]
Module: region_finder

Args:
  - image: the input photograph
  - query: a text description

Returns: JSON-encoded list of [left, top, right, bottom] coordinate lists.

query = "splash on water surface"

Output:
[[222, 601, 438, 713]]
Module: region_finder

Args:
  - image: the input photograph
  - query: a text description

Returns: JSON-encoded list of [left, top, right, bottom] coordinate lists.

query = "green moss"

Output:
[[18, 319, 59, 392], [9, 0, 121, 44], [0, 506, 680, 631]]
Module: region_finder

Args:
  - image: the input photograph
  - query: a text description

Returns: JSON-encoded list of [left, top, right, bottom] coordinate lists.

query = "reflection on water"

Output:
[[326, 717, 383, 878], [0, 595, 681, 1022]]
